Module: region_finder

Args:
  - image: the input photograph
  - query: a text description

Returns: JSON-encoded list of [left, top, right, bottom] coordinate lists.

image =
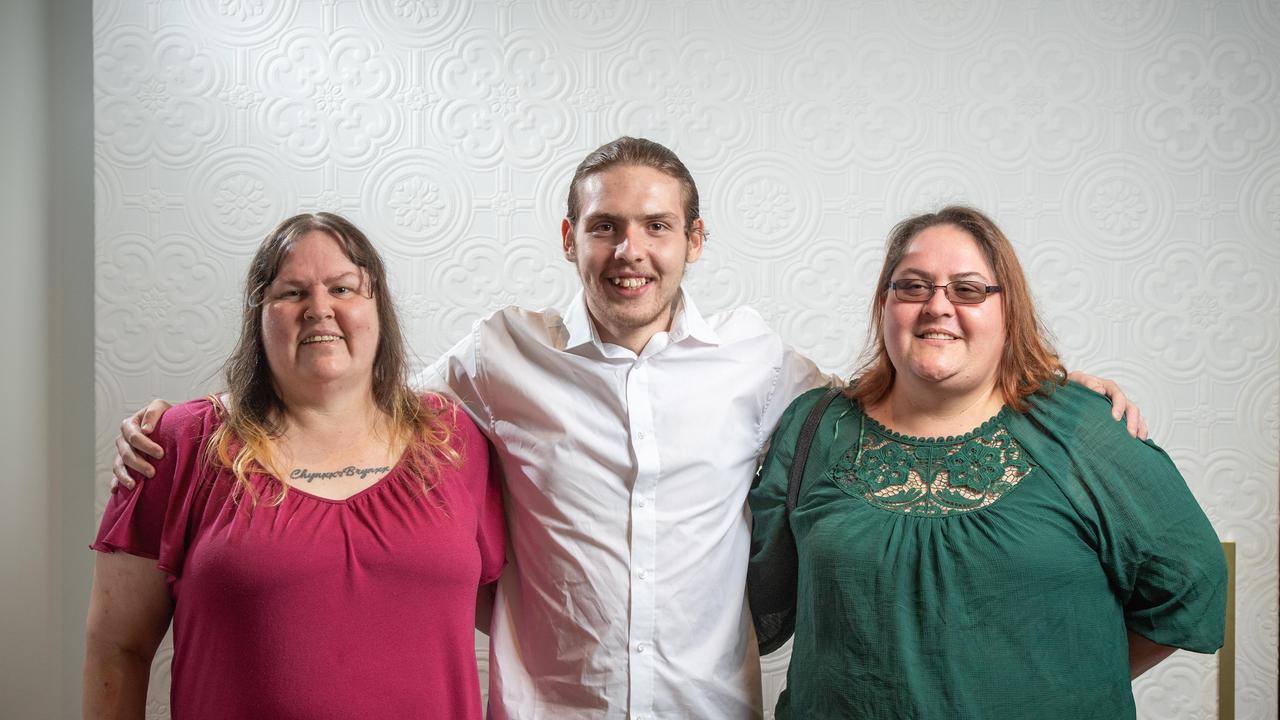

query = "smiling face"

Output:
[[562, 164, 704, 352], [260, 230, 380, 396], [882, 223, 1006, 396]]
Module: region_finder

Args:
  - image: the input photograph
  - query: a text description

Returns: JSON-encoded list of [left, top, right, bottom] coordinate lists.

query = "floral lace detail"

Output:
[[831, 412, 1034, 516]]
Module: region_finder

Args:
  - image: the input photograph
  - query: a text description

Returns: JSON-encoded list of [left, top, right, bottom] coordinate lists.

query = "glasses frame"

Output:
[[886, 279, 1002, 305]]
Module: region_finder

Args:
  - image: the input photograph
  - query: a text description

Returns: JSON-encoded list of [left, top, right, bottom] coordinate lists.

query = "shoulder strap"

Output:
[[786, 387, 843, 518]]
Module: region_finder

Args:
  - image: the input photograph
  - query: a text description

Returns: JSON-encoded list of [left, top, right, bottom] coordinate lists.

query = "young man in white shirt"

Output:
[[112, 137, 1144, 719]]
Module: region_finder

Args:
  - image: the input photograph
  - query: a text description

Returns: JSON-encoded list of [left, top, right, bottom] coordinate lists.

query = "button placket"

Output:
[[625, 360, 659, 717]]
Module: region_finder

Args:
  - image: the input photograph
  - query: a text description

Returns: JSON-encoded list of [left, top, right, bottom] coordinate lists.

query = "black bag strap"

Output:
[[785, 387, 843, 518]]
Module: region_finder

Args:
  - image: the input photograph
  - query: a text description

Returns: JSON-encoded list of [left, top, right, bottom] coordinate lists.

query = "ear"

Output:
[[561, 218, 576, 262], [685, 218, 705, 263]]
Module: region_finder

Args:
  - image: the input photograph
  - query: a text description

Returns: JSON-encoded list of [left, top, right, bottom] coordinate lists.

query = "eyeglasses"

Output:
[[887, 279, 1001, 304]]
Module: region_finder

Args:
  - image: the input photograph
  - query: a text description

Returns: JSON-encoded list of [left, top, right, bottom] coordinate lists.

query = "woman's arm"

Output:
[[1127, 630, 1178, 679], [1015, 382, 1227, 677], [83, 552, 173, 719], [474, 583, 496, 635]]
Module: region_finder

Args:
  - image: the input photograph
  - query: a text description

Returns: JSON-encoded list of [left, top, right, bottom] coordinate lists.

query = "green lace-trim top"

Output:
[[830, 409, 1034, 516], [747, 383, 1228, 720]]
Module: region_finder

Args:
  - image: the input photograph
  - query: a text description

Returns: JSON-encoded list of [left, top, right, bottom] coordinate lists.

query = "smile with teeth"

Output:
[[611, 277, 651, 289], [301, 334, 342, 345], [918, 331, 958, 340]]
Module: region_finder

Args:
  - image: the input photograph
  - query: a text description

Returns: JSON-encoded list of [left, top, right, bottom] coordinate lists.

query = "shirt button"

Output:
[[639, 570, 648, 580], [637, 430, 646, 440], [638, 498, 647, 508], [637, 643, 646, 653]]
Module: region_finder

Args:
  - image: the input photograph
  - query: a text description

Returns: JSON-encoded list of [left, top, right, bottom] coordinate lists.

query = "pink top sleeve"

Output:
[[433, 394, 506, 584], [475, 433, 506, 585], [91, 398, 219, 578]]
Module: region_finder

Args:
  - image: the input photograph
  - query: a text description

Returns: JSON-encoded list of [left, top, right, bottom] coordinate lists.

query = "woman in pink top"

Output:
[[84, 213, 505, 719]]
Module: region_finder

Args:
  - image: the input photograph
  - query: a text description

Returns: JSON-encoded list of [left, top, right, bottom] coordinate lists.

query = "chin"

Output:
[[613, 315, 663, 336], [299, 362, 354, 381], [905, 363, 962, 385], [604, 302, 661, 325]]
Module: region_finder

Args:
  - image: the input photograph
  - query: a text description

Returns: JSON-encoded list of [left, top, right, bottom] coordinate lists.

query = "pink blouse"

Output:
[[93, 397, 506, 719]]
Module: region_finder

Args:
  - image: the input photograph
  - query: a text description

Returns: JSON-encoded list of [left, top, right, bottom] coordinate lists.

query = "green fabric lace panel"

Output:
[[830, 411, 1034, 516]]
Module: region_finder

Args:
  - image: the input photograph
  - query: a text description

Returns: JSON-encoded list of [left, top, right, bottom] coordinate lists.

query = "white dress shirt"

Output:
[[425, 291, 826, 719]]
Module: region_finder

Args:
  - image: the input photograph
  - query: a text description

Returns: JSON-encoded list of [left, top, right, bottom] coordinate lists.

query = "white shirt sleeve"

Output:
[[757, 344, 838, 457], [415, 320, 494, 432]]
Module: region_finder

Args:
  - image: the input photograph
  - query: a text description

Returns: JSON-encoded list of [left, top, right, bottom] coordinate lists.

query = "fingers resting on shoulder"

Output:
[[110, 400, 173, 492]]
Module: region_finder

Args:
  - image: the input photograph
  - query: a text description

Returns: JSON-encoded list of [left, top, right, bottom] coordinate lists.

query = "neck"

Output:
[[589, 298, 679, 355], [274, 380, 385, 440], [870, 379, 1004, 438]]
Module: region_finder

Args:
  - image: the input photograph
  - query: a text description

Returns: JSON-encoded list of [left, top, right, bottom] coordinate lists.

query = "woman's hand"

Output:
[[1066, 371, 1149, 440], [83, 552, 173, 719], [111, 400, 173, 491]]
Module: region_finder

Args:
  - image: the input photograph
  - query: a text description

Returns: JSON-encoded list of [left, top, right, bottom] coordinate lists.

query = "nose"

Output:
[[921, 286, 955, 317], [614, 225, 645, 262], [303, 289, 334, 320]]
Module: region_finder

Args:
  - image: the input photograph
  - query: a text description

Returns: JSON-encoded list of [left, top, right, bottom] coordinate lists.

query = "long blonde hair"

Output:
[[851, 206, 1065, 413], [206, 212, 460, 505]]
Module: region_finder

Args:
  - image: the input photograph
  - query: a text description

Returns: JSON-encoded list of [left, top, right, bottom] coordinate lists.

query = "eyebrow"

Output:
[[272, 271, 363, 287], [582, 211, 680, 224], [896, 268, 990, 281]]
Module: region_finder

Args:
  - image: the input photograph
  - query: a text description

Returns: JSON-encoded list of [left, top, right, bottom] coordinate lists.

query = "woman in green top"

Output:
[[748, 206, 1227, 719]]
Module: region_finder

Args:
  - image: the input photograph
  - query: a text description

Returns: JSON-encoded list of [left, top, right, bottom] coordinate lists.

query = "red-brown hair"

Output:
[[851, 206, 1065, 412]]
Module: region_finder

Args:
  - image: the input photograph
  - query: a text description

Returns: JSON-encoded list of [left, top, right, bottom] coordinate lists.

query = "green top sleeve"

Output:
[[747, 386, 833, 655], [1007, 381, 1228, 652]]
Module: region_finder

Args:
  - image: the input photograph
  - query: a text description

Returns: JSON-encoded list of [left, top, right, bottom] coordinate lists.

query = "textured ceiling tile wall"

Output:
[[93, 1, 1279, 718]]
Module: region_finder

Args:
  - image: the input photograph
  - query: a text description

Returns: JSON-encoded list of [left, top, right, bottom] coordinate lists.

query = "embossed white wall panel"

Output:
[[94, 1, 1279, 718]]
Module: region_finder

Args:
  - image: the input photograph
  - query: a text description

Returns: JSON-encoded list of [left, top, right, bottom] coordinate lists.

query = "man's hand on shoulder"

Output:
[[1066, 371, 1149, 441], [112, 399, 174, 491]]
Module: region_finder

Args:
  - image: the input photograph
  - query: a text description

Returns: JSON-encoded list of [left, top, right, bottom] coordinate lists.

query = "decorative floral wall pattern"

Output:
[[93, 1, 1278, 718]]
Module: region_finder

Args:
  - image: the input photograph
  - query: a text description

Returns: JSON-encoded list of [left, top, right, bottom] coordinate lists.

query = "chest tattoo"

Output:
[[289, 465, 391, 483]]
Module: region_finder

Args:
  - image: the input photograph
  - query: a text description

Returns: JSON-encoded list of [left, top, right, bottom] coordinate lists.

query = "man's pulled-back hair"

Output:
[[565, 137, 702, 237]]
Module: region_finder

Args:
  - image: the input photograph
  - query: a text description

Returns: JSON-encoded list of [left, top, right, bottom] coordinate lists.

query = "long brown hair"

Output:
[[851, 205, 1065, 412], [207, 212, 460, 504]]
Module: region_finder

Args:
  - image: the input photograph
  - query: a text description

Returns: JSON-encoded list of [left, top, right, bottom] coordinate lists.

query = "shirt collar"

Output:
[[669, 291, 720, 345], [562, 291, 600, 351], [561, 289, 721, 353]]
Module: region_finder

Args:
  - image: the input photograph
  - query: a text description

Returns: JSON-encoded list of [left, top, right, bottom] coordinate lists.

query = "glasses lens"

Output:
[[949, 281, 987, 303], [895, 280, 932, 300]]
